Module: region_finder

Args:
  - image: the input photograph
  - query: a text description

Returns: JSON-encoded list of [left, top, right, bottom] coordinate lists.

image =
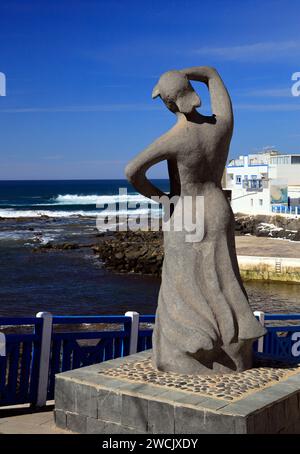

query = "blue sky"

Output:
[[0, 0, 300, 179]]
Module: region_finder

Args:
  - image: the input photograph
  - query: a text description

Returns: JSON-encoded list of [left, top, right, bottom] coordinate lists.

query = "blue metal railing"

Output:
[[1, 312, 300, 407], [254, 313, 300, 363], [264, 314, 300, 321], [137, 315, 155, 353], [271, 205, 300, 215], [47, 315, 132, 400], [0, 317, 43, 406]]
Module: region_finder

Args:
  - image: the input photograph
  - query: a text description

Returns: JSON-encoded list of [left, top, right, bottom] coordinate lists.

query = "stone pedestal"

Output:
[[54, 351, 300, 434]]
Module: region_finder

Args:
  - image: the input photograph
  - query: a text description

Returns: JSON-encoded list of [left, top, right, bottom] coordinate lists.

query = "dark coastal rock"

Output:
[[33, 242, 80, 252], [235, 213, 300, 241], [92, 231, 163, 276]]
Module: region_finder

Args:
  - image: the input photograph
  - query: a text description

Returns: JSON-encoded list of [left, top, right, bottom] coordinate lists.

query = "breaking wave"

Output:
[[53, 193, 159, 206], [0, 206, 162, 219]]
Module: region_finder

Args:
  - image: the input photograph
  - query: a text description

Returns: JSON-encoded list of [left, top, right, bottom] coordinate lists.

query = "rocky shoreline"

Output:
[[32, 213, 300, 277], [92, 231, 163, 276], [235, 214, 300, 241]]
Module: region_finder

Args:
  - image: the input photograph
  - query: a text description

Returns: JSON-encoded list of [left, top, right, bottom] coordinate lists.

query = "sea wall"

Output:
[[238, 256, 300, 284]]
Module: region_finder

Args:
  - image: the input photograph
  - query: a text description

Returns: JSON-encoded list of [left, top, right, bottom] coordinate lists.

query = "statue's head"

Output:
[[152, 70, 201, 114]]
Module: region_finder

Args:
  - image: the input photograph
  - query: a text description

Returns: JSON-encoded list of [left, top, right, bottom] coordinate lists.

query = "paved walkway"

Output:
[[235, 236, 300, 258], [0, 403, 71, 434]]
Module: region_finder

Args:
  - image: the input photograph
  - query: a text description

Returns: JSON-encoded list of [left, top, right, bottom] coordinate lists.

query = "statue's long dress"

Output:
[[152, 182, 266, 375]]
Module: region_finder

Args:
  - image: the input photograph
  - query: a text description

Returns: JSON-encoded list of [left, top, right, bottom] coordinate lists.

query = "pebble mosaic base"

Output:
[[99, 354, 300, 402]]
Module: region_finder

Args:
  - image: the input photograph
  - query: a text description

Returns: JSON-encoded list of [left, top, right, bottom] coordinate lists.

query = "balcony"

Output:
[[243, 179, 268, 191]]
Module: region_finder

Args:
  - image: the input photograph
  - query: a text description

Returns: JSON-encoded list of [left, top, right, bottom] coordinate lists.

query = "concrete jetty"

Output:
[[238, 255, 300, 283], [236, 236, 300, 283]]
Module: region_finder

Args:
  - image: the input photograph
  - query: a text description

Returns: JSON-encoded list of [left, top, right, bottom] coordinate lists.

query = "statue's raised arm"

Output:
[[180, 66, 233, 126]]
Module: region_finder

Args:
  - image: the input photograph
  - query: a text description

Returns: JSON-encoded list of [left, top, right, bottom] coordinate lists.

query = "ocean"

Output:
[[0, 179, 168, 219], [0, 179, 168, 316], [0, 179, 299, 317]]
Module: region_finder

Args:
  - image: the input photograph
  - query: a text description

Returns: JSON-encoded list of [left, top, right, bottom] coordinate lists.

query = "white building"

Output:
[[225, 150, 300, 214]]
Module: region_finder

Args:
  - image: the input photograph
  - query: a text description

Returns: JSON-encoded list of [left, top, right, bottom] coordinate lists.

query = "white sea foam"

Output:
[[53, 193, 159, 205], [0, 192, 162, 218], [0, 209, 98, 218], [0, 231, 33, 241], [0, 207, 161, 219]]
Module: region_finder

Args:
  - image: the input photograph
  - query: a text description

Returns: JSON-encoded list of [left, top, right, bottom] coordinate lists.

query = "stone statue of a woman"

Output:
[[125, 66, 266, 375]]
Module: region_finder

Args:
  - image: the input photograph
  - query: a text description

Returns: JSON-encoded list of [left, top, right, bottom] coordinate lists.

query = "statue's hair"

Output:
[[152, 70, 201, 114]]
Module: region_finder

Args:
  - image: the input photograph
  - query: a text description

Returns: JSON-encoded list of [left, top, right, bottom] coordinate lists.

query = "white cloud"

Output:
[[0, 103, 162, 113], [1, 100, 299, 115], [236, 88, 292, 98], [234, 103, 300, 112], [192, 40, 300, 61]]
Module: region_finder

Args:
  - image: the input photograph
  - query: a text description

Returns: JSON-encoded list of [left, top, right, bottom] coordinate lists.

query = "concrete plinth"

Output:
[[54, 351, 300, 434]]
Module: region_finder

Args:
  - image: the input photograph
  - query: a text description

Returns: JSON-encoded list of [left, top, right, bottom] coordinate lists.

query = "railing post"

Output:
[[0, 333, 5, 392], [125, 311, 140, 355], [36, 312, 53, 407], [0, 332, 5, 357], [254, 310, 265, 353]]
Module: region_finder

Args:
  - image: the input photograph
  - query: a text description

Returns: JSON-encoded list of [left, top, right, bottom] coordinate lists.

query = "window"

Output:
[[259, 199, 263, 206], [291, 156, 300, 164], [270, 156, 290, 165], [251, 199, 254, 207], [236, 175, 242, 184]]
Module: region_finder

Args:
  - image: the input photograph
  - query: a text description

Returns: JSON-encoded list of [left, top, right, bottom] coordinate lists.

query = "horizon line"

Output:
[[0, 177, 169, 182]]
